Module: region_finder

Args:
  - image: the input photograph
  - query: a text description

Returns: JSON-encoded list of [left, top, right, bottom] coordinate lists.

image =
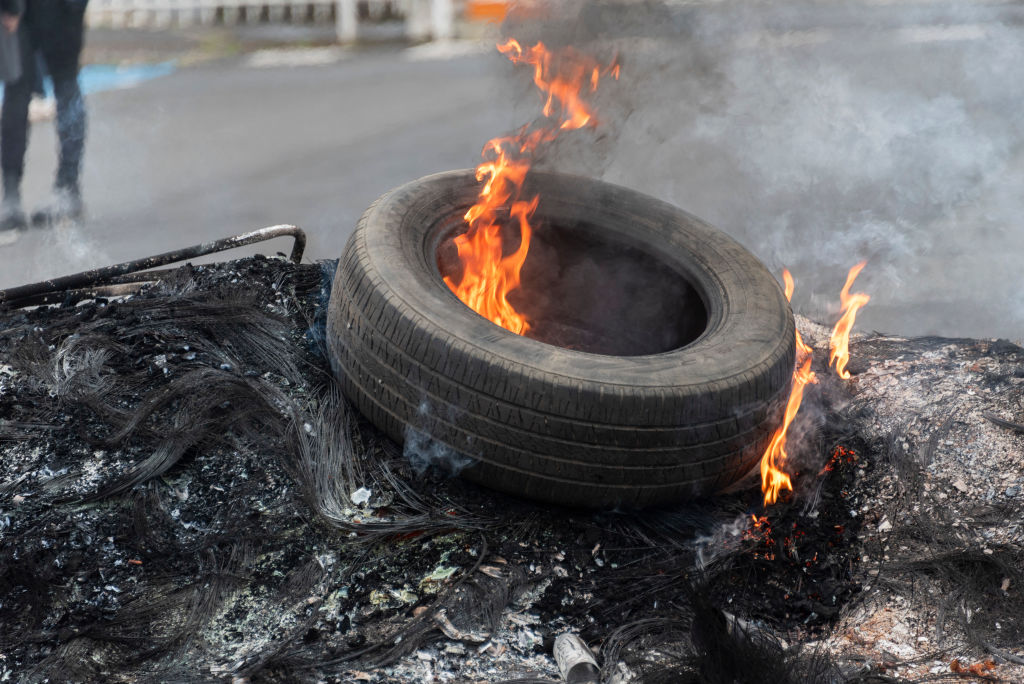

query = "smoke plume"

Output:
[[501, 0, 1024, 340]]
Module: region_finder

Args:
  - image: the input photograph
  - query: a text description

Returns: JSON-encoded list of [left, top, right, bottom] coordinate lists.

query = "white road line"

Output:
[[244, 47, 349, 69], [403, 40, 490, 62], [29, 97, 56, 124]]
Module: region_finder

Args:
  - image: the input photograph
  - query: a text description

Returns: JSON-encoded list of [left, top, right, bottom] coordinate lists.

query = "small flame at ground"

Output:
[[760, 355, 817, 506], [443, 40, 619, 335], [761, 266, 870, 507], [829, 261, 870, 379], [761, 270, 818, 506]]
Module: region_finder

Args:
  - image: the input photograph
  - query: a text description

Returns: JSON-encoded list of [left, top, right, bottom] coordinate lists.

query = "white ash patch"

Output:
[[792, 314, 1024, 680]]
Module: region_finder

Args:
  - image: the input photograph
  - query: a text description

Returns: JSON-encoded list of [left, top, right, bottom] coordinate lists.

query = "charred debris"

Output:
[[0, 256, 1022, 683]]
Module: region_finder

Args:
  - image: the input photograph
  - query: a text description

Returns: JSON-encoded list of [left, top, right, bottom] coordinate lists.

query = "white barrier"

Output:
[[85, 0, 457, 42]]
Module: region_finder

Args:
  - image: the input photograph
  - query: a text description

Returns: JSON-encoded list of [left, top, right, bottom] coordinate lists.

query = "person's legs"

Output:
[[49, 60, 85, 198], [0, 27, 36, 229], [29, 0, 86, 222]]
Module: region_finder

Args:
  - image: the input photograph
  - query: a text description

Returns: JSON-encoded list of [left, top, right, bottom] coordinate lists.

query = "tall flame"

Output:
[[443, 40, 619, 335], [761, 269, 818, 506], [761, 264, 870, 506], [829, 261, 870, 379]]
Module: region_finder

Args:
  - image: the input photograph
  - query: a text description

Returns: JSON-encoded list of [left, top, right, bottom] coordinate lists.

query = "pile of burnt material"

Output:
[[0, 256, 1021, 683]]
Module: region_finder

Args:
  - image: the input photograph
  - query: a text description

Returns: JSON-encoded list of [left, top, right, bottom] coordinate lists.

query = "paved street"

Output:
[[2, 0, 1023, 340], [0, 43, 518, 289]]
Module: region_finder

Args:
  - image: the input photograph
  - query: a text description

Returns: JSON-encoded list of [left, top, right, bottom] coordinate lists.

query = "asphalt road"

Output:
[[2, 0, 1023, 340], [0, 43, 517, 286]]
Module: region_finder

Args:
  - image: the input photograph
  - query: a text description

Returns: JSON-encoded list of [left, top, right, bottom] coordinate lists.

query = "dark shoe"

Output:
[[0, 198, 27, 231], [31, 189, 83, 227]]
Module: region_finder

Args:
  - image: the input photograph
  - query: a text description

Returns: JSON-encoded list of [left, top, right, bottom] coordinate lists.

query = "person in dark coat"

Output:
[[0, 0, 87, 230], [0, 0, 24, 82]]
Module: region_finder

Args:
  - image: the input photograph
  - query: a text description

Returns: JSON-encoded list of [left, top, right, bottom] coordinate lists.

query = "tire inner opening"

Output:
[[437, 218, 708, 356]]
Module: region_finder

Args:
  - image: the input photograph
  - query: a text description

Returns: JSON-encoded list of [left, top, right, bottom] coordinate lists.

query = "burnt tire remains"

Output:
[[326, 170, 795, 508]]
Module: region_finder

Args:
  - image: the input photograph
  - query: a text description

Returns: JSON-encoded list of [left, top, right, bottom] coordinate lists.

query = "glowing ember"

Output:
[[818, 444, 858, 475], [443, 39, 619, 335], [760, 270, 818, 506], [745, 514, 776, 560], [829, 261, 870, 379], [950, 659, 997, 677]]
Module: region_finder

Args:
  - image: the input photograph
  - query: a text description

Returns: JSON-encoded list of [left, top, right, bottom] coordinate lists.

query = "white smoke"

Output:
[[404, 400, 476, 475], [504, 0, 1024, 340]]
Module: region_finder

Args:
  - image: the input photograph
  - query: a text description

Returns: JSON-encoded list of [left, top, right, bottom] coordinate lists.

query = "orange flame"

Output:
[[783, 269, 812, 356], [445, 138, 536, 335], [443, 40, 619, 335], [829, 261, 870, 379], [761, 270, 818, 506], [761, 265, 871, 505]]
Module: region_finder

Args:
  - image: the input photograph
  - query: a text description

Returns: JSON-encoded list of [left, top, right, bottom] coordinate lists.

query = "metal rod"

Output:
[[1, 283, 150, 309], [0, 225, 306, 307]]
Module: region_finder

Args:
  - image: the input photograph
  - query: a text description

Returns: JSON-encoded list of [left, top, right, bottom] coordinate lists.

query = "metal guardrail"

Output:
[[85, 0, 459, 42]]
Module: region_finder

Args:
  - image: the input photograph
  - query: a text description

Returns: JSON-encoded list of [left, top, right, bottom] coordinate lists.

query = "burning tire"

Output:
[[327, 170, 795, 508]]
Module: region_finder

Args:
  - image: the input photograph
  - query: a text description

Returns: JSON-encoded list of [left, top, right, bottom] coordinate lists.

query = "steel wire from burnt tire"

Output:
[[326, 170, 795, 508]]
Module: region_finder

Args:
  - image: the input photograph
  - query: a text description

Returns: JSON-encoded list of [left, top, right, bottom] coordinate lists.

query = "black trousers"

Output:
[[1, 0, 86, 194]]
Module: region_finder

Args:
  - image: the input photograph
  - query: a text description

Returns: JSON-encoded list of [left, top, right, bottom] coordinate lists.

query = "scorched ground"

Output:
[[0, 256, 1022, 683]]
